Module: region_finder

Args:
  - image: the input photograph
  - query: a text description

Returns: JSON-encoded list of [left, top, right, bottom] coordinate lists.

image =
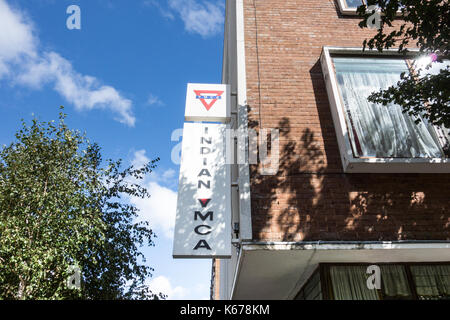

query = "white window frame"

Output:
[[337, 0, 402, 16], [320, 46, 450, 173], [337, 0, 362, 15]]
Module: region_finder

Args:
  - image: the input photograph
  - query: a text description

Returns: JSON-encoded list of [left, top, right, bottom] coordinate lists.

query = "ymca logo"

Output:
[[194, 90, 224, 111]]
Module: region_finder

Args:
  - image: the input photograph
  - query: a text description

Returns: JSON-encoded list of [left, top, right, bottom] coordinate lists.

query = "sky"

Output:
[[0, 0, 226, 300]]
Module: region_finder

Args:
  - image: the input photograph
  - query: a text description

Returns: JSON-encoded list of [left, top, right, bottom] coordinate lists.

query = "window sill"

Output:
[[343, 157, 450, 173]]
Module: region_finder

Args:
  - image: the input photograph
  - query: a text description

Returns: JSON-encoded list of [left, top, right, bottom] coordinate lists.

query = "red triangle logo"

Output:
[[194, 90, 224, 111], [198, 199, 211, 208]]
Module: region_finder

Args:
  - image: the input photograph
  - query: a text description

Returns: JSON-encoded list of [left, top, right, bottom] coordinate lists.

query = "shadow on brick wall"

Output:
[[247, 63, 449, 242]]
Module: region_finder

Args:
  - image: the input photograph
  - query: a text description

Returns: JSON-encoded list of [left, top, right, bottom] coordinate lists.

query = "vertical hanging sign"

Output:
[[173, 84, 231, 258]]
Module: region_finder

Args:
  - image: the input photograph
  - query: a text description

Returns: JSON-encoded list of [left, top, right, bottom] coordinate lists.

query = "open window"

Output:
[[337, 0, 366, 15], [320, 47, 450, 173], [337, 0, 402, 16]]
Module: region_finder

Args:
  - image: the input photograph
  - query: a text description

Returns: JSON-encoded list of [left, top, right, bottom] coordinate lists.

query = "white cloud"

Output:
[[169, 0, 224, 37], [0, 0, 135, 126], [147, 275, 209, 300], [162, 168, 176, 180], [18, 52, 135, 126], [147, 276, 188, 299], [131, 180, 177, 239], [146, 93, 164, 106], [143, 0, 175, 20], [129, 150, 178, 239], [0, 0, 36, 78], [147, 0, 224, 38], [131, 149, 152, 168]]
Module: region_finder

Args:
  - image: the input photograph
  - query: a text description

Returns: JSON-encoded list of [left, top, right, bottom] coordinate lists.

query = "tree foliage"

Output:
[[0, 108, 163, 299], [357, 0, 450, 127]]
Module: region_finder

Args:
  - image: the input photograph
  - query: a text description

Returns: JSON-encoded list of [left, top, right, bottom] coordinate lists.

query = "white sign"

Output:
[[184, 83, 230, 123], [173, 122, 231, 258]]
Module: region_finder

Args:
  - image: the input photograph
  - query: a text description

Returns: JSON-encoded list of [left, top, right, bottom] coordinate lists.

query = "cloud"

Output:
[[18, 52, 135, 126], [146, 93, 164, 106], [131, 149, 151, 168], [147, 275, 209, 300], [162, 168, 176, 180], [143, 0, 175, 20], [0, 0, 135, 126], [131, 181, 177, 239], [169, 0, 224, 37], [146, 0, 224, 38], [147, 276, 188, 299], [129, 150, 178, 239], [0, 0, 36, 78]]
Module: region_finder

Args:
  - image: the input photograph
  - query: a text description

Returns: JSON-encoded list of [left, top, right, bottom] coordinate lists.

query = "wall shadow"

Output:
[[247, 62, 449, 242]]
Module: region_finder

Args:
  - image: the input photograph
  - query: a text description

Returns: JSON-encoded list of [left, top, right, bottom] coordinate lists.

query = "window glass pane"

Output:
[[329, 266, 380, 300], [295, 270, 322, 300], [414, 57, 450, 76], [410, 265, 450, 300], [438, 126, 450, 157], [333, 57, 443, 158], [345, 0, 363, 8], [380, 265, 412, 299], [414, 58, 450, 157]]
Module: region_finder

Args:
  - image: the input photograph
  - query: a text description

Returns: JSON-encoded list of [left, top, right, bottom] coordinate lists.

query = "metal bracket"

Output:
[[231, 239, 241, 251]]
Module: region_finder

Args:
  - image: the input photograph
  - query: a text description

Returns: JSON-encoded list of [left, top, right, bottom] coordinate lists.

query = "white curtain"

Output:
[[411, 265, 450, 299], [330, 266, 380, 300], [329, 264, 450, 300], [333, 57, 443, 158], [380, 265, 412, 298]]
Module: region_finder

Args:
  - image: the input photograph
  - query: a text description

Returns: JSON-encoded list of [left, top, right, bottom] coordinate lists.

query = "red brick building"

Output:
[[212, 0, 450, 300]]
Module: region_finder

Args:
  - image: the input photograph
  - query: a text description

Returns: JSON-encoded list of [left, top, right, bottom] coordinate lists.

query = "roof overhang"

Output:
[[231, 241, 450, 300]]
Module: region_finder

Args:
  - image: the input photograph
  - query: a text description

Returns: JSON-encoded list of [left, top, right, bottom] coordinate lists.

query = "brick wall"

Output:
[[243, 0, 450, 241]]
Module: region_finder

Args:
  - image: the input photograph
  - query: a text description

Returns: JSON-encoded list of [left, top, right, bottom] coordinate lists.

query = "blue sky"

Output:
[[0, 0, 226, 299]]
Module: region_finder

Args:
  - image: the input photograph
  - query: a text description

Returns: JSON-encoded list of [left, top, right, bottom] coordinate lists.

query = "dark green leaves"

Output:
[[357, 0, 449, 127]]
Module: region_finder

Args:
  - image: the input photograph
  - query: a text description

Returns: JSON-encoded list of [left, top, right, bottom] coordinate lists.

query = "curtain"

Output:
[[380, 265, 412, 298], [410, 265, 450, 299], [330, 266, 380, 300], [333, 57, 443, 158]]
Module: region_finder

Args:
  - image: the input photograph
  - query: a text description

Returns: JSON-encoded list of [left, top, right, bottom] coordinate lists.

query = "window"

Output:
[[328, 265, 413, 300], [410, 265, 450, 300], [320, 47, 450, 173], [334, 57, 443, 159], [294, 268, 322, 300], [342, 0, 364, 9], [337, 0, 367, 15], [419, 59, 450, 157], [337, 0, 401, 16], [296, 263, 450, 300]]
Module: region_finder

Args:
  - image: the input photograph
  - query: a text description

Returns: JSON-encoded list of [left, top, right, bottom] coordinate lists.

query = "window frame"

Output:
[[294, 267, 323, 300], [337, 0, 403, 16], [337, 0, 363, 15], [320, 46, 450, 173]]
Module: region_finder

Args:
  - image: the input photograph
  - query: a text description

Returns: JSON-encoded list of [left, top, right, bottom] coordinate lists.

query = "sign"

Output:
[[173, 122, 231, 258], [185, 83, 230, 123]]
